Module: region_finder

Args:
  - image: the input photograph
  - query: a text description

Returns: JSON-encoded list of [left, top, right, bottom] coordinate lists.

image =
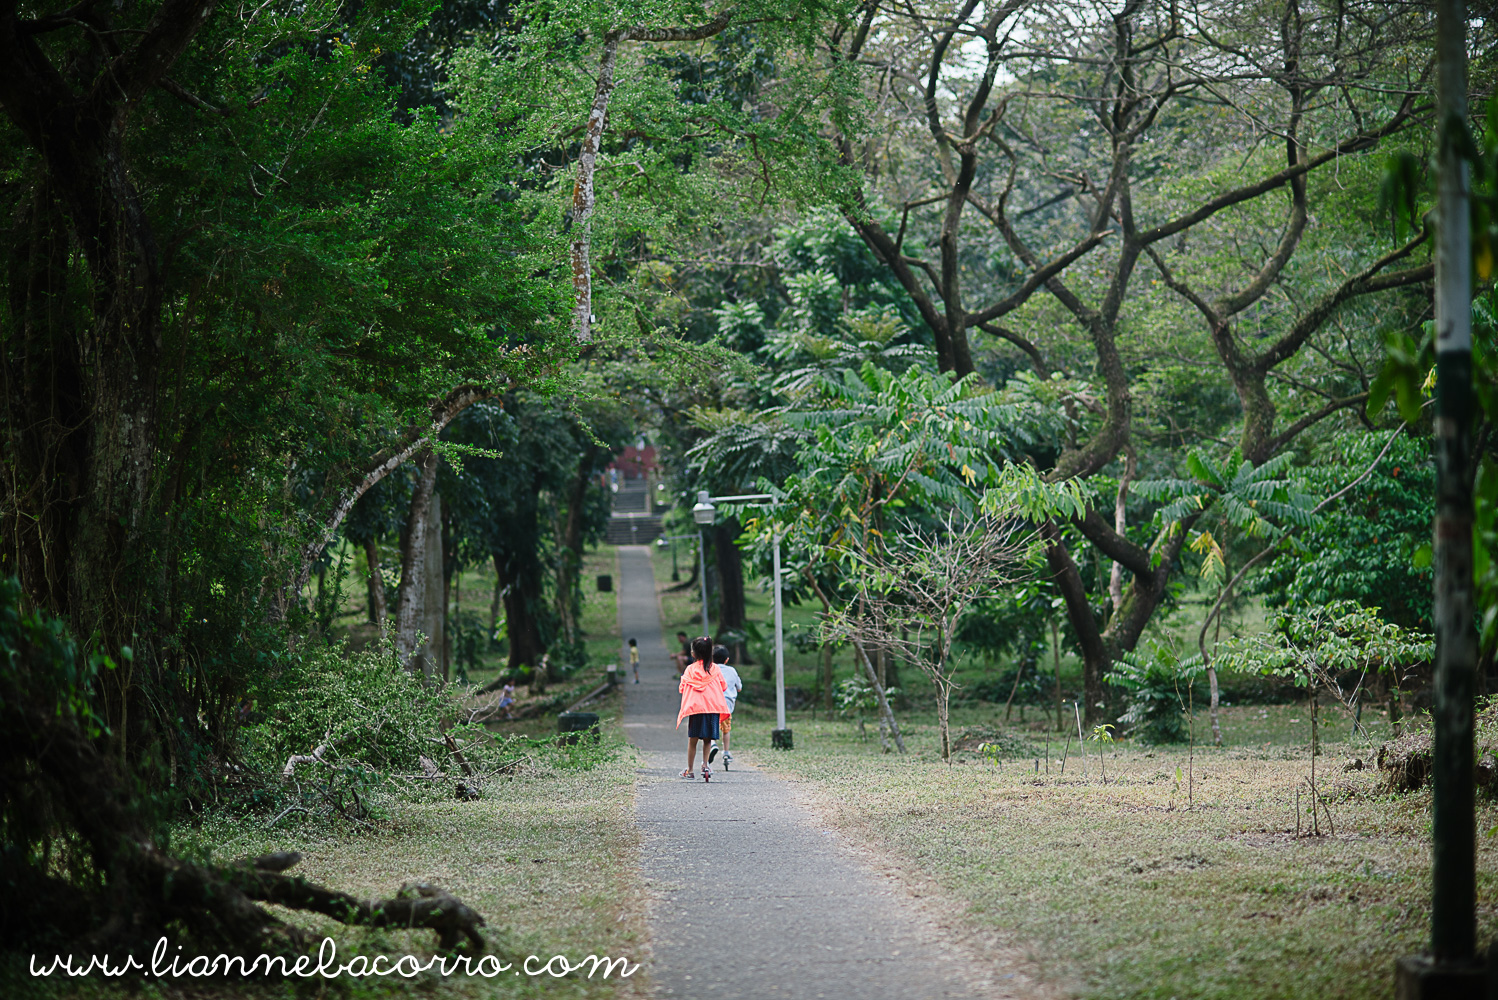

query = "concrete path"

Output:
[[616, 545, 983, 1000]]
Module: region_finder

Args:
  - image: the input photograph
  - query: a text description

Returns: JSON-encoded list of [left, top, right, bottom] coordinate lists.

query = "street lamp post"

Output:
[[694, 491, 791, 749]]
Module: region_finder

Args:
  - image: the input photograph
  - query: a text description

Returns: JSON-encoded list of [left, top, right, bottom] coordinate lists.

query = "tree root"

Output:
[[227, 854, 486, 953], [2, 633, 488, 961]]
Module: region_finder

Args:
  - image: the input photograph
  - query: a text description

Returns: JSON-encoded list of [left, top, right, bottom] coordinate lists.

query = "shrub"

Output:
[[246, 631, 454, 774], [1113, 645, 1200, 745]]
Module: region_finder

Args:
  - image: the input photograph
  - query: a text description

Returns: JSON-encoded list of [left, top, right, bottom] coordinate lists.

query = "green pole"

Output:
[[1432, 0, 1477, 964]]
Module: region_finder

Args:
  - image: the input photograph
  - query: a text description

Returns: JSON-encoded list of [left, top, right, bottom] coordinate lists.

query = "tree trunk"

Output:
[[416, 492, 445, 683], [821, 643, 835, 717], [285, 386, 491, 608], [1052, 619, 1064, 731], [490, 554, 504, 650], [713, 518, 748, 663], [0, 0, 217, 656], [364, 537, 387, 627], [502, 561, 547, 687], [1108, 445, 1137, 620], [1004, 657, 1027, 723], [570, 34, 622, 343], [3, 185, 85, 618], [555, 448, 596, 650], [936, 679, 952, 761], [854, 641, 906, 753], [1044, 525, 1109, 725], [567, 14, 733, 341], [393, 450, 439, 665]]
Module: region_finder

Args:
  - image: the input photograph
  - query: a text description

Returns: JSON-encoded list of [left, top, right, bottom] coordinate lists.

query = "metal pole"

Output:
[[698, 529, 710, 636], [1432, 0, 1477, 963], [774, 533, 786, 732]]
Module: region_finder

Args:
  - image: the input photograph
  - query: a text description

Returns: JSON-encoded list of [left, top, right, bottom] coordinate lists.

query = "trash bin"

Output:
[[558, 712, 601, 745], [597, 574, 612, 592]]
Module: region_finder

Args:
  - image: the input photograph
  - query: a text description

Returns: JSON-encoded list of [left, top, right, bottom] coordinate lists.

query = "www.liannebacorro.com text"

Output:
[[30, 937, 640, 980]]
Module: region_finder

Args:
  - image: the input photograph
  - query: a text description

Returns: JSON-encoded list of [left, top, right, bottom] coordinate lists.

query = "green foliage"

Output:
[[0, 579, 116, 742], [1113, 642, 1203, 745], [834, 676, 898, 717], [1135, 447, 1317, 582], [1220, 600, 1433, 689], [450, 610, 488, 684], [760, 362, 1047, 540], [245, 634, 455, 781], [1257, 431, 1435, 630], [983, 461, 1094, 523]]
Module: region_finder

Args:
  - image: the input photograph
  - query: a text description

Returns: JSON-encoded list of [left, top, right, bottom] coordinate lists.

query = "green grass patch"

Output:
[[725, 698, 1486, 1000]]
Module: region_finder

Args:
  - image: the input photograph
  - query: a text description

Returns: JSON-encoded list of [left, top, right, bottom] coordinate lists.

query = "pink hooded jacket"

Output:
[[676, 661, 729, 728]]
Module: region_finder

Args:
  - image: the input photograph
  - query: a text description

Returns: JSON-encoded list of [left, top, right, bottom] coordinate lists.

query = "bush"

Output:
[[246, 631, 454, 774], [1113, 646, 1200, 745]]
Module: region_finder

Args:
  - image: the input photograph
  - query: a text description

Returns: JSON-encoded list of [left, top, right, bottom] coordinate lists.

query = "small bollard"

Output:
[[771, 728, 793, 750], [606, 664, 618, 687], [557, 712, 601, 745]]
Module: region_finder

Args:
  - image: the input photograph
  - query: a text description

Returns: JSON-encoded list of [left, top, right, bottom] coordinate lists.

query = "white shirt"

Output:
[[718, 664, 743, 712]]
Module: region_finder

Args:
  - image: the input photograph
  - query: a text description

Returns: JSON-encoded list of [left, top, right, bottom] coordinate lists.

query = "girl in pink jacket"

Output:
[[677, 635, 729, 782]]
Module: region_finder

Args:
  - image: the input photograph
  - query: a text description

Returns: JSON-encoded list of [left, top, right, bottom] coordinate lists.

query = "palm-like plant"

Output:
[[1138, 449, 1318, 583], [1134, 448, 1318, 743]]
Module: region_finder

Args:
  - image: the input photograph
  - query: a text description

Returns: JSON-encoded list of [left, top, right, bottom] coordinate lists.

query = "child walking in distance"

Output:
[[676, 636, 728, 782], [708, 645, 742, 770], [628, 638, 640, 683]]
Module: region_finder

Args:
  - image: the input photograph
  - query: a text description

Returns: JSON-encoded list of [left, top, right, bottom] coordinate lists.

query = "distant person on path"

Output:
[[498, 680, 516, 720], [676, 636, 728, 782], [672, 631, 691, 675], [709, 644, 742, 769], [628, 638, 640, 683]]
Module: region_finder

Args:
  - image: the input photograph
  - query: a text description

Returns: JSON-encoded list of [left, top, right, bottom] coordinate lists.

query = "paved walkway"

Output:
[[616, 545, 982, 1000]]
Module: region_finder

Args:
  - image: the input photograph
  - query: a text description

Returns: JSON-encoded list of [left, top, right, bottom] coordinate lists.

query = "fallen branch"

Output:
[[281, 728, 334, 780], [228, 858, 486, 953], [565, 681, 613, 713]]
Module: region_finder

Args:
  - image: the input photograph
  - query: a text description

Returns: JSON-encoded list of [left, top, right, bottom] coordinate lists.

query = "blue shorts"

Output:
[[686, 713, 720, 740]]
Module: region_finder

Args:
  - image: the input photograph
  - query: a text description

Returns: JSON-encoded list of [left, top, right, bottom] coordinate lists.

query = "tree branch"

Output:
[[286, 385, 494, 607]]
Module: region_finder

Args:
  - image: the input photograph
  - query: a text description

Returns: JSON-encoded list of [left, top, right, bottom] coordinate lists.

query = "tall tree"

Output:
[[814, 0, 1435, 721]]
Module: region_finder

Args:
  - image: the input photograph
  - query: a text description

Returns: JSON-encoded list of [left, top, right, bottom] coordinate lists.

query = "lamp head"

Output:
[[692, 490, 716, 526]]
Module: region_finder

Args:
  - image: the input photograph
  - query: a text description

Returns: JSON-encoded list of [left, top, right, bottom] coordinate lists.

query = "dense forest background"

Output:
[[1, 0, 1493, 979]]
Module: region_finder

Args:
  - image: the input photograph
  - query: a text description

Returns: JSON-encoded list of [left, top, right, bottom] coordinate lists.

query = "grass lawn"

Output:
[[18, 546, 649, 999], [725, 697, 1483, 1000]]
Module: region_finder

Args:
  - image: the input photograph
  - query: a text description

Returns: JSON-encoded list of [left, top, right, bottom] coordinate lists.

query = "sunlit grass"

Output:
[[725, 698, 1477, 1000]]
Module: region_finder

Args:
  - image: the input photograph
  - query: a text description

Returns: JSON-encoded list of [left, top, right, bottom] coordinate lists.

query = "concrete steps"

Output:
[[605, 513, 662, 545]]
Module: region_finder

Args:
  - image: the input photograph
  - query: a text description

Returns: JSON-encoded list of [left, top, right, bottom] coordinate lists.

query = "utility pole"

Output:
[[1398, 0, 1485, 993]]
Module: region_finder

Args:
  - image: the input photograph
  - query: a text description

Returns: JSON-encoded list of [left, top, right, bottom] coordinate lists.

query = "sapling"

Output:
[[1219, 601, 1430, 836], [1089, 724, 1115, 784], [826, 511, 1032, 761]]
